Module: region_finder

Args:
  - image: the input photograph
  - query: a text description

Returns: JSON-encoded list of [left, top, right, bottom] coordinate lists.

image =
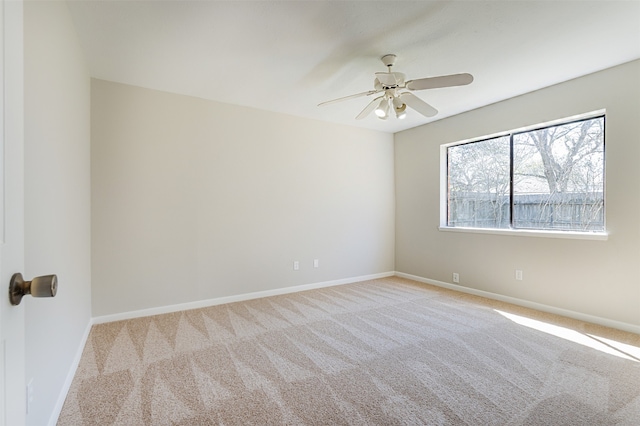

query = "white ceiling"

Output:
[[67, 1, 640, 134]]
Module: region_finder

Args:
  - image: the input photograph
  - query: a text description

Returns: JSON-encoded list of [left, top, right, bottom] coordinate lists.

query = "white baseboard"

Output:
[[92, 271, 396, 325], [395, 271, 640, 335], [48, 319, 93, 426]]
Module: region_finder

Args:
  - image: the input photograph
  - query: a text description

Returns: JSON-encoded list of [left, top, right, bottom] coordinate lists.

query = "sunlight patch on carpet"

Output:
[[495, 309, 639, 362]]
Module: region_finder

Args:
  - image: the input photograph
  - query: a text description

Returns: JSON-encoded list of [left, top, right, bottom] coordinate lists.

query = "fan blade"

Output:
[[356, 96, 383, 120], [401, 92, 438, 117], [406, 73, 473, 91], [318, 90, 379, 106]]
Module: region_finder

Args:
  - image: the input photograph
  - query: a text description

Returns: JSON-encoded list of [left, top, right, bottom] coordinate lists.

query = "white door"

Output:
[[0, 1, 26, 425]]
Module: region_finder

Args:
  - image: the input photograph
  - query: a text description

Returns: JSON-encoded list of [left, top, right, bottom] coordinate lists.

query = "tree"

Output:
[[514, 118, 604, 194], [448, 116, 605, 231], [513, 117, 604, 230], [448, 136, 510, 228]]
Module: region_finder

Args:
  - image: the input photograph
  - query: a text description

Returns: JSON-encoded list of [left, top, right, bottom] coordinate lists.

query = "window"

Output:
[[446, 114, 605, 233]]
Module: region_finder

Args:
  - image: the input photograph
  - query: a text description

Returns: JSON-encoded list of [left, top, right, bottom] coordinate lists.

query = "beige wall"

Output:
[[91, 79, 395, 317], [24, 1, 92, 425], [395, 60, 640, 329]]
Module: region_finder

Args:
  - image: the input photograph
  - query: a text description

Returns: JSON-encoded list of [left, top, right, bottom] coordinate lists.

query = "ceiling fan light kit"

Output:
[[319, 54, 473, 121], [393, 97, 407, 120], [374, 98, 389, 118]]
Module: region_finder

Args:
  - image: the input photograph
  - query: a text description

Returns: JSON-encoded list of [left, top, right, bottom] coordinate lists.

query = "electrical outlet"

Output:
[[452, 272, 460, 283], [515, 270, 523, 281], [313, 259, 319, 268], [293, 261, 299, 271]]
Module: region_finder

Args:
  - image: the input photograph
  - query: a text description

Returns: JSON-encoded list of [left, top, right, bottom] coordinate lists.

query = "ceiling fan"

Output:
[[318, 54, 473, 120]]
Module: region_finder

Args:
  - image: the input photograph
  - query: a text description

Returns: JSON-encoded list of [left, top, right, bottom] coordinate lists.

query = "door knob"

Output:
[[9, 273, 57, 306]]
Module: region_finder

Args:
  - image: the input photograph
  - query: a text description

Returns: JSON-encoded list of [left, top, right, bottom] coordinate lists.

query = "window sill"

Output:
[[438, 226, 608, 241]]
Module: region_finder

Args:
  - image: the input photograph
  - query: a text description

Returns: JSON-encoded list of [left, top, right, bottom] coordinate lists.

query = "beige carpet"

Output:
[[58, 277, 640, 425]]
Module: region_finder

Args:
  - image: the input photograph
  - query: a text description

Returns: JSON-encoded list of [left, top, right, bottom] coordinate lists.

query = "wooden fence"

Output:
[[449, 192, 604, 231]]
